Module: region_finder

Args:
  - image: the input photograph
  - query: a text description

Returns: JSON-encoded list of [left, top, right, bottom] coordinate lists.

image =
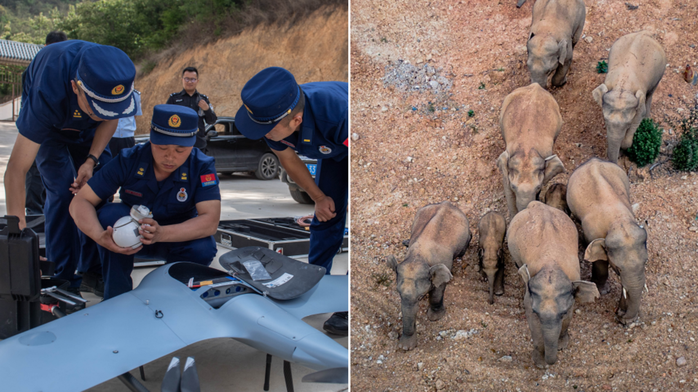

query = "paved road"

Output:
[[0, 121, 348, 392]]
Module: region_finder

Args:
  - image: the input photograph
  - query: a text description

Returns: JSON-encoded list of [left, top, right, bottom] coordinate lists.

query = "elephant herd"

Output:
[[386, 0, 660, 368]]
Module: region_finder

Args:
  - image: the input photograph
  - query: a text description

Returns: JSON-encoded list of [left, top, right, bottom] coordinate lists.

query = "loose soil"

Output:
[[350, 0, 698, 391]]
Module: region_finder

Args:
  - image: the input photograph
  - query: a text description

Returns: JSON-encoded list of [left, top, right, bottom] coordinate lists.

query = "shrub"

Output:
[[672, 136, 698, 171], [672, 108, 698, 171], [596, 60, 608, 74], [627, 118, 662, 167]]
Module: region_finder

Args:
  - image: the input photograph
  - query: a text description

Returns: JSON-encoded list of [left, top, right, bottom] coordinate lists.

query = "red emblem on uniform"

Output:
[[200, 173, 218, 187]]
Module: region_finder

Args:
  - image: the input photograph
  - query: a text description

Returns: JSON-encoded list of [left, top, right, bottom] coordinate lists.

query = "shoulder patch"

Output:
[[200, 173, 218, 187]]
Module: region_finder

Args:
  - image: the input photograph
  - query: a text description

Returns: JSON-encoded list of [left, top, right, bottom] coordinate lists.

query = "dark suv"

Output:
[[280, 154, 317, 204], [205, 117, 279, 180]]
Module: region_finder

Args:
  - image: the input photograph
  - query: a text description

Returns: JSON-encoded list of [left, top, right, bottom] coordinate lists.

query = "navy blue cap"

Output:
[[235, 67, 301, 140], [75, 45, 137, 120], [150, 104, 198, 147]]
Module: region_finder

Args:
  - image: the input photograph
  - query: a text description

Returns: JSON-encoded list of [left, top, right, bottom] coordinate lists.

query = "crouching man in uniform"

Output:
[[70, 105, 221, 300]]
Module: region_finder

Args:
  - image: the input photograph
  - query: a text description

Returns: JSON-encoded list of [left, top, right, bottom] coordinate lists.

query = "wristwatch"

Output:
[[86, 154, 100, 167]]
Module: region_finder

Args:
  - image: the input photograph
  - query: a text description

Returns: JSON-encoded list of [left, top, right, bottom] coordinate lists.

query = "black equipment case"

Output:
[[214, 217, 349, 257]]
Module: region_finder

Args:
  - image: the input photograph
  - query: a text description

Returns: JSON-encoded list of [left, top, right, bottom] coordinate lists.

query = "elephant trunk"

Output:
[[606, 126, 627, 163], [515, 188, 539, 212], [530, 73, 547, 88], [541, 318, 562, 365], [618, 272, 645, 324], [400, 301, 418, 337]]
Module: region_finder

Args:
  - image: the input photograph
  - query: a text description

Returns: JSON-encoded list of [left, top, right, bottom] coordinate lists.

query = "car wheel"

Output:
[[289, 187, 314, 204], [255, 153, 279, 180]]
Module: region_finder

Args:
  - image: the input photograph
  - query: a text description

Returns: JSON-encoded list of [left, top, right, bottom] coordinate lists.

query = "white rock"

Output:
[[352, 133, 360, 141], [632, 203, 640, 214], [677, 356, 687, 367], [499, 355, 513, 362], [584, 36, 593, 43], [418, 362, 424, 370]]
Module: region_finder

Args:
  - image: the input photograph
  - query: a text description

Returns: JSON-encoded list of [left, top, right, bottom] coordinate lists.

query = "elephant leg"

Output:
[[645, 91, 654, 117], [621, 128, 636, 150], [427, 283, 447, 321], [494, 267, 505, 296], [502, 176, 518, 219], [591, 259, 611, 294], [552, 61, 571, 87]]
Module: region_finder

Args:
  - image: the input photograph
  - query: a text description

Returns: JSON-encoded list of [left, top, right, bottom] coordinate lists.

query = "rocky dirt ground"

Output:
[[350, 0, 698, 390]]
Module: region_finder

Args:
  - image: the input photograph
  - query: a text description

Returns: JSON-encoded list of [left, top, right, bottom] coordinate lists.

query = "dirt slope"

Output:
[[350, 0, 698, 390], [133, 6, 348, 133]]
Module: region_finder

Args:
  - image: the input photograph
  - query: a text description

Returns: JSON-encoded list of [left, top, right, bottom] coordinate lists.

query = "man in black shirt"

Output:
[[166, 66, 217, 151]]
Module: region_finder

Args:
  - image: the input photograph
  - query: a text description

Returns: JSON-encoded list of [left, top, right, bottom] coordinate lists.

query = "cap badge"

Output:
[[112, 85, 125, 95], [177, 187, 188, 202], [319, 145, 332, 154], [168, 115, 182, 128]]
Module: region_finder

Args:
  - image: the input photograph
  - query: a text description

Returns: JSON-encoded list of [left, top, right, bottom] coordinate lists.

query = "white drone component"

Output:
[[112, 205, 152, 249]]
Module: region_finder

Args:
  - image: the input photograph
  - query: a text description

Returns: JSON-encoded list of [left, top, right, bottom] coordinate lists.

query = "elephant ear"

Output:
[[430, 264, 453, 287], [543, 155, 565, 183], [387, 255, 399, 272], [592, 84, 608, 107], [517, 264, 531, 285], [558, 39, 568, 66], [632, 90, 647, 124], [584, 238, 608, 262], [497, 151, 510, 177], [572, 280, 600, 303]]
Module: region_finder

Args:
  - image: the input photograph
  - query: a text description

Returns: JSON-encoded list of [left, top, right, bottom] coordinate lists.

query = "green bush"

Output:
[[672, 136, 698, 171], [671, 108, 698, 171], [627, 118, 662, 167]]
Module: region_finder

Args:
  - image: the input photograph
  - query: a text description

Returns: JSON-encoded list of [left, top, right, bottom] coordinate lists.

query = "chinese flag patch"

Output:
[[200, 173, 218, 187]]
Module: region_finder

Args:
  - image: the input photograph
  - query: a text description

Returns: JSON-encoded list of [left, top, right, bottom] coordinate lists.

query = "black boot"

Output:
[[79, 271, 105, 298], [323, 312, 348, 336]]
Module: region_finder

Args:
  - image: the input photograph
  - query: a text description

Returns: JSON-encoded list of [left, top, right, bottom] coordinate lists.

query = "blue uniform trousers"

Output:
[[308, 155, 348, 274], [25, 161, 45, 215], [35, 136, 108, 287], [96, 203, 217, 299]]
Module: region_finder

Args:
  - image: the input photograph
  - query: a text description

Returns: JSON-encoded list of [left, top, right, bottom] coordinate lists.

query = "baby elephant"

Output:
[[478, 212, 506, 304], [387, 201, 471, 351], [544, 183, 569, 215], [508, 201, 599, 368], [592, 31, 667, 163], [527, 0, 586, 88], [498, 83, 565, 218], [567, 158, 649, 325]]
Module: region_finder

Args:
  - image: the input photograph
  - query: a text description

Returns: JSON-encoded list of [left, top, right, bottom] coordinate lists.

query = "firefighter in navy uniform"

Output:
[[70, 105, 221, 300], [166, 66, 217, 151], [5, 40, 138, 308], [235, 67, 348, 336]]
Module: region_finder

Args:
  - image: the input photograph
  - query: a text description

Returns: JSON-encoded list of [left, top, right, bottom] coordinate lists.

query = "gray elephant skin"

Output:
[[508, 201, 599, 368], [478, 211, 507, 304], [592, 31, 667, 163], [527, 0, 586, 88], [567, 158, 649, 325], [544, 183, 569, 215], [498, 83, 565, 218], [387, 201, 471, 351]]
